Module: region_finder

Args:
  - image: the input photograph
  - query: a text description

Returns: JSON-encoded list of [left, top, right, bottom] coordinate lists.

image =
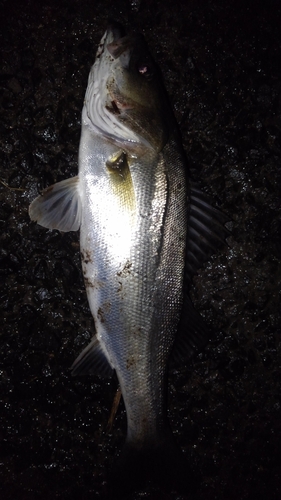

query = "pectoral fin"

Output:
[[29, 176, 81, 232]]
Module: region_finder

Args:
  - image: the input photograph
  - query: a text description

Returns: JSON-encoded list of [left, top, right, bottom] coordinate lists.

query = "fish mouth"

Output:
[[105, 23, 144, 70], [106, 24, 132, 62], [95, 22, 127, 61], [100, 23, 134, 110], [107, 21, 127, 42]]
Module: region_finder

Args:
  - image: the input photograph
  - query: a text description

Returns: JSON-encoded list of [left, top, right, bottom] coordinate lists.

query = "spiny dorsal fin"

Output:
[[170, 184, 230, 367], [185, 182, 230, 284]]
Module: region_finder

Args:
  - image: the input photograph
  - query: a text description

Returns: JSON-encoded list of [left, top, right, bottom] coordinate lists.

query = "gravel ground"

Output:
[[1, 0, 280, 499]]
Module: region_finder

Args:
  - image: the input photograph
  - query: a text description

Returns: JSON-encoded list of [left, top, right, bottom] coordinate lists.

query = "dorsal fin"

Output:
[[170, 294, 210, 367], [185, 182, 230, 285], [170, 183, 230, 367]]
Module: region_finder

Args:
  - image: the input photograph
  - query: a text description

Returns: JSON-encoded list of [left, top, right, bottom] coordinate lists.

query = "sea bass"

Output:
[[29, 23, 228, 496]]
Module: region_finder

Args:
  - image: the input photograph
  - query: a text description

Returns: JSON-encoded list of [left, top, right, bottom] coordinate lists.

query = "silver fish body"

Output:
[[78, 34, 187, 445], [29, 24, 228, 494], [79, 136, 187, 445]]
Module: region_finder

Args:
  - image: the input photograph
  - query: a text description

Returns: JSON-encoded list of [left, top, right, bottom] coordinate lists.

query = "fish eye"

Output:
[[138, 64, 148, 74], [137, 62, 153, 78]]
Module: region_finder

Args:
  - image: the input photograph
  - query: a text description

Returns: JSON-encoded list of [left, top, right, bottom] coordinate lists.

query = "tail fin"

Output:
[[107, 429, 199, 498]]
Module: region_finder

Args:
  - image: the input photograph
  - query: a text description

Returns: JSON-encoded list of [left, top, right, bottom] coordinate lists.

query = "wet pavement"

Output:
[[1, 0, 281, 499]]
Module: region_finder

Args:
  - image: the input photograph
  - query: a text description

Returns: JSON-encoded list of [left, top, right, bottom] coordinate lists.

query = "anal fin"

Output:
[[71, 335, 114, 377]]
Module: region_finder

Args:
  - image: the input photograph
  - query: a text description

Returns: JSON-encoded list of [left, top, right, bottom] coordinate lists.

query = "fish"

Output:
[[29, 22, 229, 497]]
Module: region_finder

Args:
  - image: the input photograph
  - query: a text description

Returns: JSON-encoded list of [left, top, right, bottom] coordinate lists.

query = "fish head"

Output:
[[84, 24, 173, 152]]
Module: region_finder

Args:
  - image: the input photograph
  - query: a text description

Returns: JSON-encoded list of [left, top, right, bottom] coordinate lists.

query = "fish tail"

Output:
[[107, 429, 199, 498]]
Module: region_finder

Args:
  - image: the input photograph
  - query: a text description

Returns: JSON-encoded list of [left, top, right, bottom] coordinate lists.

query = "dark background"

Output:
[[1, 0, 280, 498]]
